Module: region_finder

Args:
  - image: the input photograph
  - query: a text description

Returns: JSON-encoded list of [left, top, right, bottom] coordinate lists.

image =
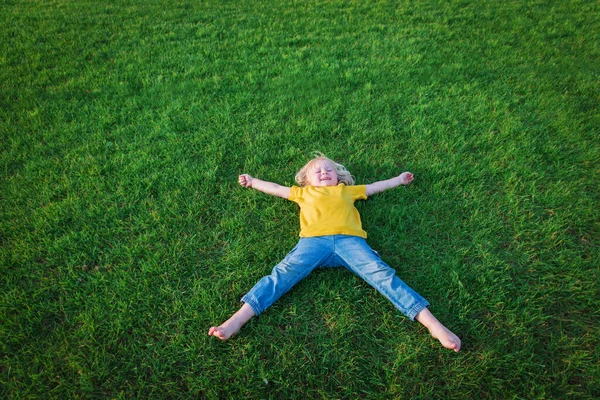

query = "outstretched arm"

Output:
[[365, 172, 414, 196], [239, 174, 291, 199]]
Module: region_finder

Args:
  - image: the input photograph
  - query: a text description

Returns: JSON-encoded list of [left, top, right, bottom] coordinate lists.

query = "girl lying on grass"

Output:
[[209, 154, 461, 352]]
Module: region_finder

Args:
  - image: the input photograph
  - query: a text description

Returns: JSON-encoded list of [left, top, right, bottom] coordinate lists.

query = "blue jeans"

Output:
[[242, 235, 429, 321]]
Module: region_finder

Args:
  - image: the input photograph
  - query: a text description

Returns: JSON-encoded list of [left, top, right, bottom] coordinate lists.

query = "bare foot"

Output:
[[415, 308, 461, 352], [208, 303, 256, 341], [208, 325, 237, 340], [427, 323, 461, 352]]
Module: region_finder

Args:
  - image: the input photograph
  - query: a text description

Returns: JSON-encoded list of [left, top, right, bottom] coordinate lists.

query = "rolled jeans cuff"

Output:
[[241, 294, 262, 316], [407, 300, 430, 321]]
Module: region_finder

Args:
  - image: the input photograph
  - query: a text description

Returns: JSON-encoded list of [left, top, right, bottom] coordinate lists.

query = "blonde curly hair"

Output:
[[295, 152, 355, 186]]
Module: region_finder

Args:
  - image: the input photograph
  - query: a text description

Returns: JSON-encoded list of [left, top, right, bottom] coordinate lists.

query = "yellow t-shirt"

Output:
[[288, 184, 368, 238]]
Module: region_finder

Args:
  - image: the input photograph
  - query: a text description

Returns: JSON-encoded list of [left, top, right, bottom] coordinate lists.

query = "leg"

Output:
[[336, 236, 461, 351], [241, 237, 333, 316], [336, 236, 429, 320], [415, 307, 461, 352], [209, 237, 333, 340]]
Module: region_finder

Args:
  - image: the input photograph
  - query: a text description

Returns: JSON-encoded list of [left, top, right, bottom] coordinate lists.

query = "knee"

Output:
[[365, 261, 396, 278]]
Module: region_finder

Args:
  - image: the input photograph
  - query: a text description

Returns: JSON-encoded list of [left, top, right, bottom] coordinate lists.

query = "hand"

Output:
[[239, 174, 253, 188], [399, 172, 414, 185]]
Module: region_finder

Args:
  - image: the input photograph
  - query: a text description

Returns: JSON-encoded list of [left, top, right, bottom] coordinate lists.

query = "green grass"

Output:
[[1, 0, 598, 398]]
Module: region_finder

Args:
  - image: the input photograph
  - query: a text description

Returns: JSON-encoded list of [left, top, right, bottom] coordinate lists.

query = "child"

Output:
[[209, 154, 461, 352]]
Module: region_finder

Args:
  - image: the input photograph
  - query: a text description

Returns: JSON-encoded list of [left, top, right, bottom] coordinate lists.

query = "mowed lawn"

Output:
[[1, 0, 598, 398]]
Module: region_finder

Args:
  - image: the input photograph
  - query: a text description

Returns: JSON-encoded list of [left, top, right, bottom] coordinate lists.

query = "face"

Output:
[[306, 160, 339, 187]]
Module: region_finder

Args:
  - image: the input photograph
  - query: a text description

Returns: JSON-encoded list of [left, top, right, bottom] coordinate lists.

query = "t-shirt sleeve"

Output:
[[288, 186, 303, 203], [349, 185, 368, 200]]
